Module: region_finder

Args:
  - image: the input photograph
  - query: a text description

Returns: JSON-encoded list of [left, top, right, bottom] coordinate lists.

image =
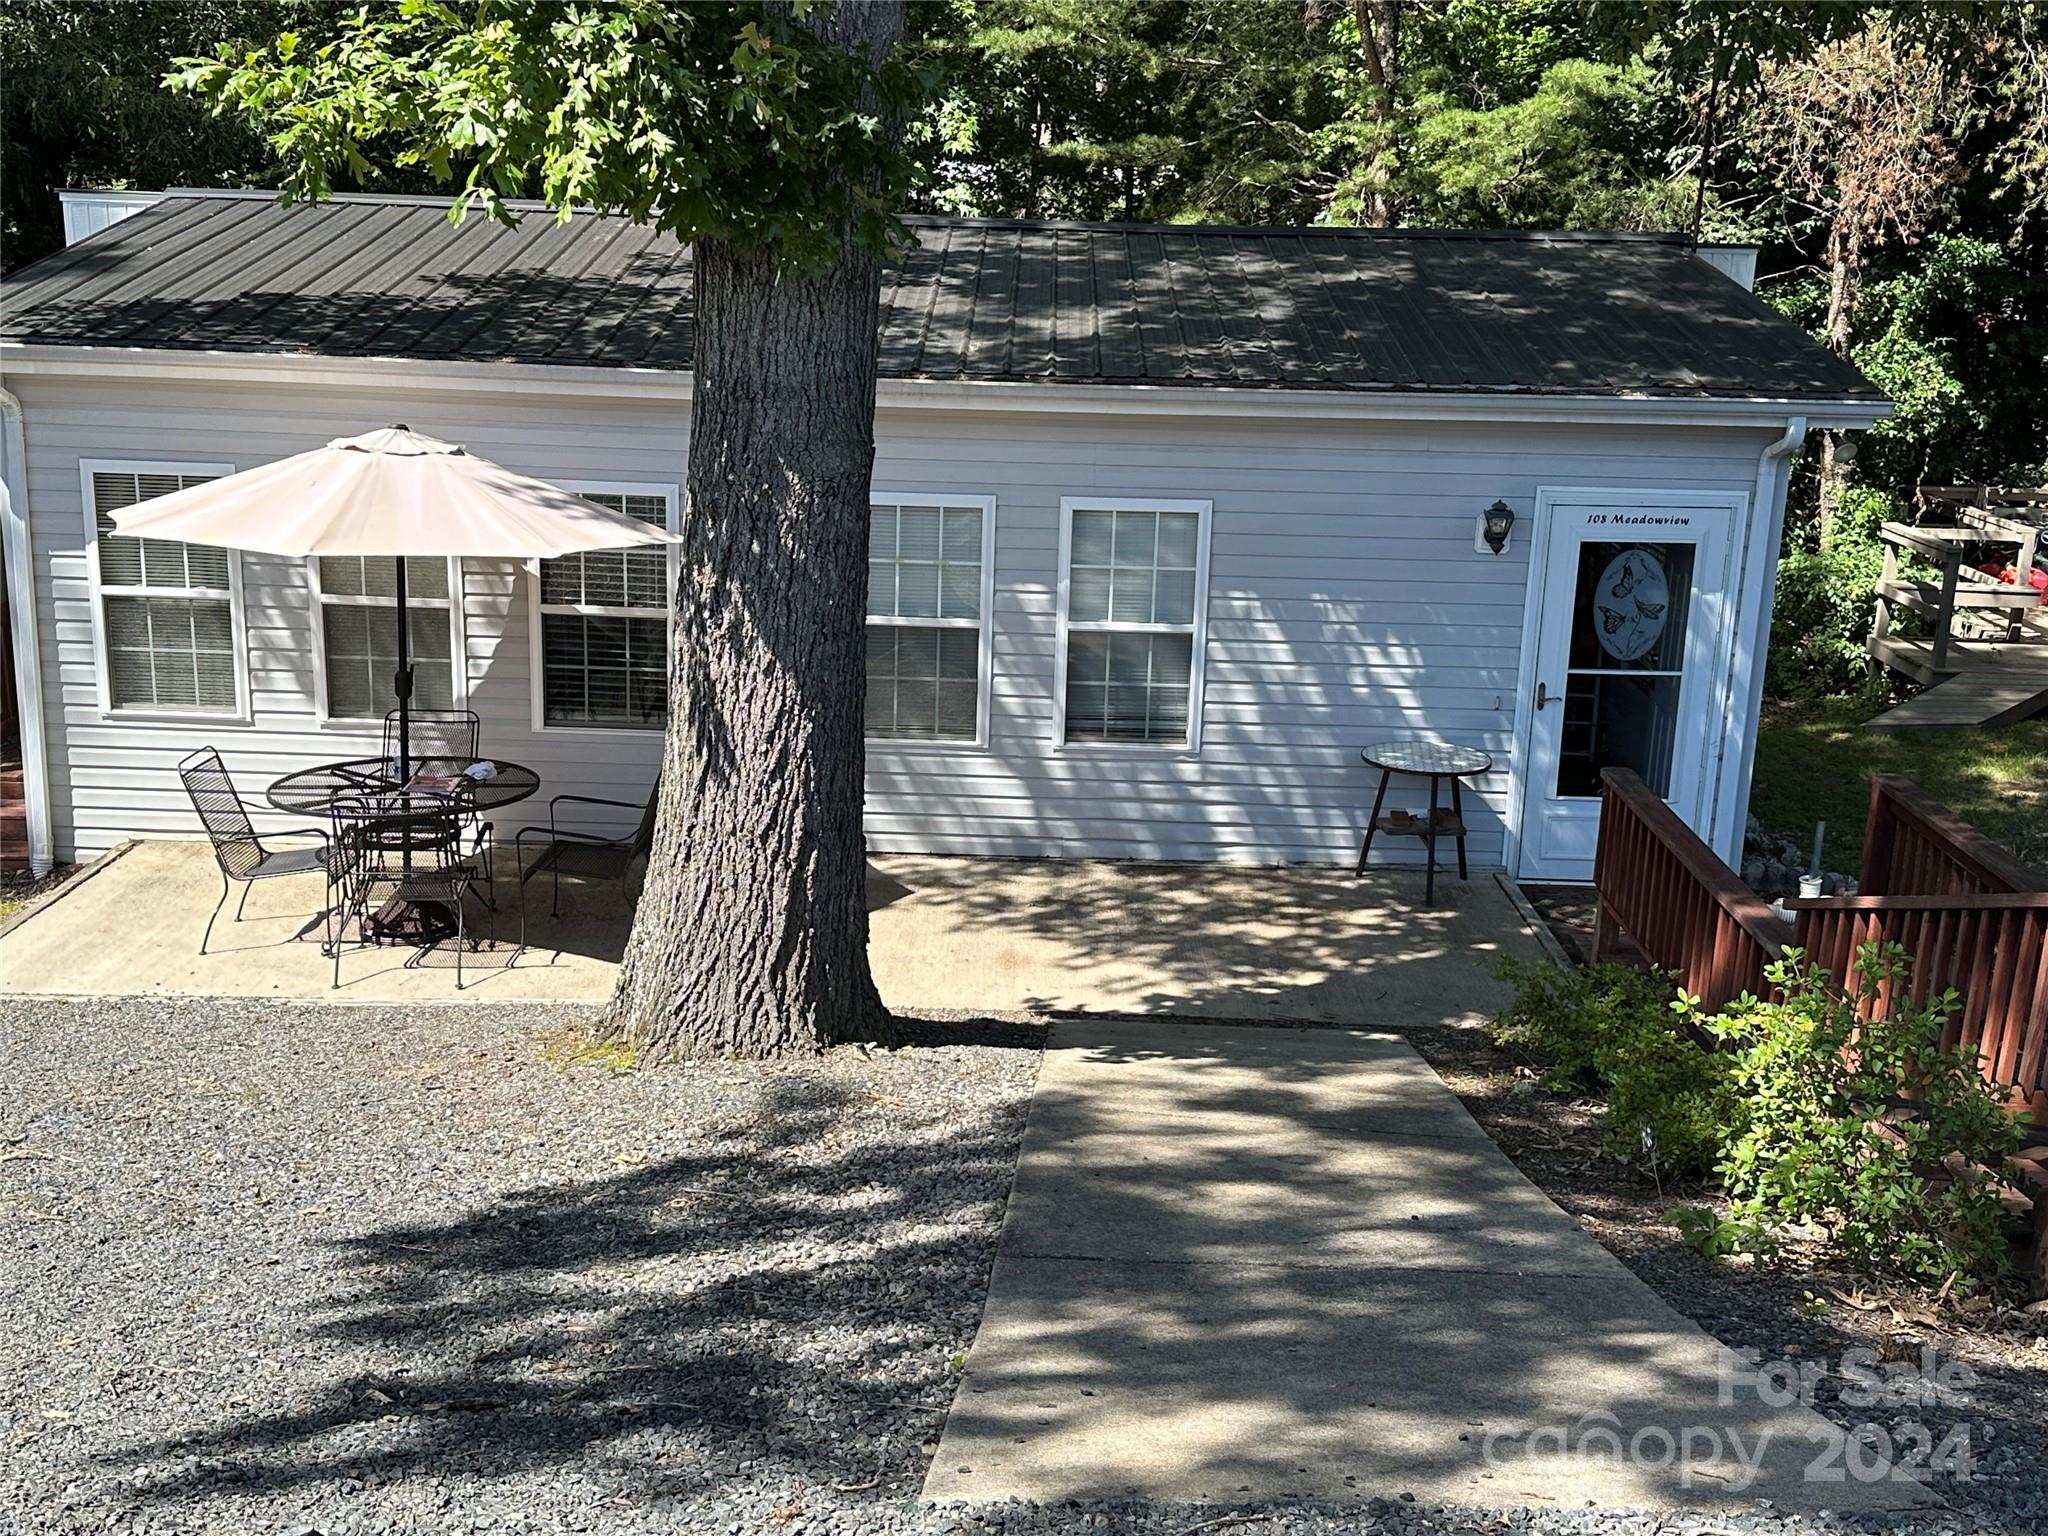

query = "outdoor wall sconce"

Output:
[[1477, 499, 1516, 555]]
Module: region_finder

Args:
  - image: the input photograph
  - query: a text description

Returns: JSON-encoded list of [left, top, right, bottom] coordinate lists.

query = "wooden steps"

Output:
[[1865, 632, 2047, 683], [1865, 635, 2048, 730], [1868, 496, 2048, 726], [1868, 671, 2048, 731], [0, 757, 26, 872]]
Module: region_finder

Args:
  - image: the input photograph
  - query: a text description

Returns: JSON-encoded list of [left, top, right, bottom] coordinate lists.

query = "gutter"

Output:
[[0, 386, 53, 875], [1708, 415, 1808, 868]]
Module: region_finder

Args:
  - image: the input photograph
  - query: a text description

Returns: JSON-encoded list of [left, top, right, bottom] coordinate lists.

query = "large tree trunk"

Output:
[[602, 5, 899, 1061], [1350, 0, 1403, 226], [1816, 216, 1863, 544]]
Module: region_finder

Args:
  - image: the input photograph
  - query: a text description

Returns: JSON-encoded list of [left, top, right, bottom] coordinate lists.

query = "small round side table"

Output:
[[1355, 740, 1494, 906]]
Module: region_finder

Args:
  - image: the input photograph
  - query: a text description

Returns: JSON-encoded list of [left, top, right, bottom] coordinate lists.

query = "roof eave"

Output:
[[0, 339, 1894, 430]]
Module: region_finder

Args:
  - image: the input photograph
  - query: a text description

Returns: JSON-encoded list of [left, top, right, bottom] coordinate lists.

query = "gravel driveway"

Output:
[[2, 996, 2026, 1536], [2, 996, 1038, 1536]]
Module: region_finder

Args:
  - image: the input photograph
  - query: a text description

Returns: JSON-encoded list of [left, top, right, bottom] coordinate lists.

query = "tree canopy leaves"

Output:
[[168, 0, 933, 272], [0, 0, 303, 266], [8, 0, 2043, 495]]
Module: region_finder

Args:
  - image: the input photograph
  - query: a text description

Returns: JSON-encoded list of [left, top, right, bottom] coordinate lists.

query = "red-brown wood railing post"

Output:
[[1861, 775, 1897, 896], [1592, 767, 1790, 1011]]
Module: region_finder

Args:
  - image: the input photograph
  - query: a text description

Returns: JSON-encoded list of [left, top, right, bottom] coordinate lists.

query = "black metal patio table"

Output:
[[268, 757, 540, 941], [1354, 740, 1493, 907]]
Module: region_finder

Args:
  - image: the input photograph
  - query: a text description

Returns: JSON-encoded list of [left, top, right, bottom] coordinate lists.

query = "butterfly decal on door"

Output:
[[1590, 548, 1675, 663]]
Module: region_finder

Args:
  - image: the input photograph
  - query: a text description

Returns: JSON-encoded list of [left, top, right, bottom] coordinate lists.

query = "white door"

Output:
[[1516, 490, 1741, 882]]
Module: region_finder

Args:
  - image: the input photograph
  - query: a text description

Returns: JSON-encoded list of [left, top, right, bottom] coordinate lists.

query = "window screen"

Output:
[[866, 503, 987, 741], [536, 492, 671, 729], [91, 469, 239, 713], [1062, 506, 1204, 745]]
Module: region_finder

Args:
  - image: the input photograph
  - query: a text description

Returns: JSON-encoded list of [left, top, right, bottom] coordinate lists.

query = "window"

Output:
[[866, 498, 994, 743], [83, 462, 244, 717], [314, 556, 459, 721], [1057, 498, 1211, 748], [533, 487, 676, 730]]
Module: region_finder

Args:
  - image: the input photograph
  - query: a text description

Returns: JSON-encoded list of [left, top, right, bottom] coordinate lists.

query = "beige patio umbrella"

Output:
[[111, 425, 684, 775]]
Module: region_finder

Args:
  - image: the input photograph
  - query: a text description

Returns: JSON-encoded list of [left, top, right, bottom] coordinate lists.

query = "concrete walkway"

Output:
[[926, 1020, 1930, 1513]]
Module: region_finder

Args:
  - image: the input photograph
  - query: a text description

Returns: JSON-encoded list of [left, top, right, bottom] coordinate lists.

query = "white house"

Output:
[[0, 189, 1888, 883]]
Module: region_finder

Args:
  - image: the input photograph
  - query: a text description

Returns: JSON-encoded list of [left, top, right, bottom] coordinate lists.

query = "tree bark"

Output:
[[1816, 215, 1863, 543], [1350, 0, 1403, 226], [601, 4, 899, 1060]]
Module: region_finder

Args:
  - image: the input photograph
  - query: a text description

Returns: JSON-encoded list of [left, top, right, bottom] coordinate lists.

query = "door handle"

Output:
[[1536, 681, 1561, 709]]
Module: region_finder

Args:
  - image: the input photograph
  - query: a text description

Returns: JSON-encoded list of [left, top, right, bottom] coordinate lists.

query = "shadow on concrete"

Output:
[[926, 1021, 1946, 1514], [2, 843, 1543, 1025], [867, 856, 1546, 1028]]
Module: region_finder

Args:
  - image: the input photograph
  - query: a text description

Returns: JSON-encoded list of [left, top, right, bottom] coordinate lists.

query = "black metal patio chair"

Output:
[[381, 706, 494, 889], [177, 746, 348, 956], [513, 774, 661, 949], [327, 788, 489, 990], [381, 707, 481, 773]]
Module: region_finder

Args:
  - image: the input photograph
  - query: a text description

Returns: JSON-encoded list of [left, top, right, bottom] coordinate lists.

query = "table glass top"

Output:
[[267, 757, 541, 816], [1359, 740, 1493, 776]]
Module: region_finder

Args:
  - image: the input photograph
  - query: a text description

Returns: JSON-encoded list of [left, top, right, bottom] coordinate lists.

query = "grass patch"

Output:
[[1750, 696, 2048, 872], [539, 1025, 640, 1073]]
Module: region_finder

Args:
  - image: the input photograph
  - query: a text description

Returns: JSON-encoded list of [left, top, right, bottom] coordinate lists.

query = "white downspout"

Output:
[[0, 386, 54, 876], [1709, 414, 1807, 867]]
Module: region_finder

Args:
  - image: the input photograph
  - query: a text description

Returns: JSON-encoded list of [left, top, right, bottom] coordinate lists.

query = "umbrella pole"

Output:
[[393, 555, 412, 784]]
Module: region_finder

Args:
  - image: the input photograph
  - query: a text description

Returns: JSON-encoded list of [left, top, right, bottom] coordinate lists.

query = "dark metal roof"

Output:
[[1, 190, 1881, 401]]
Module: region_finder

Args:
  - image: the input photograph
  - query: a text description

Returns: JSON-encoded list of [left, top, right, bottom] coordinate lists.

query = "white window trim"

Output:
[[78, 457, 249, 724], [865, 492, 998, 751], [307, 555, 468, 728], [526, 479, 682, 735], [1053, 495, 1213, 755]]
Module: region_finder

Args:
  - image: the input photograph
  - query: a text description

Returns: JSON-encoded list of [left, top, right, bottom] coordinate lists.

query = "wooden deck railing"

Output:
[[1591, 768, 1790, 1010], [1782, 896, 2048, 1120], [1859, 772, 2048, 898], [1786, 775, 2048, 1121], [1590, 768, 2047, 1121]]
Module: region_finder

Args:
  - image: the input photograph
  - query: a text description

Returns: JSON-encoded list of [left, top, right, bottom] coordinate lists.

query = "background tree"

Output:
[[177, 0, 927, 1060], [0, 0, 310, 270], [1338, 0, 1403, 224], [1747, 19, 1965, 535], [1402, 58, 1702, 230]]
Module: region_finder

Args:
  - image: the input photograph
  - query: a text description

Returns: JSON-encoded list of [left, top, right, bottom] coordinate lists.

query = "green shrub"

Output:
[[1492, 944, 2028, 1289], [1766, 486, 1901, 700], [1490, 958, 1728, 1181], [1700, 942, 2027, 1288], [1667, 1203, 1767, 1260]]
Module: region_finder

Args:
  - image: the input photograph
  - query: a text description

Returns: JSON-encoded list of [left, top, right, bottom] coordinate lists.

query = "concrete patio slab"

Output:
[[925, 1019, 1933, 1513], [0, 844, 1544, 1024], [0, 839, 623, 1001], [869, 855, 1544, 1026]]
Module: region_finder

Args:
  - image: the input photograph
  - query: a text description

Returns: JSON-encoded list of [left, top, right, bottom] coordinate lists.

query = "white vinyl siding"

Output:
[[866, 498, 994, 744], [83, 463, 244, 718], [1056, 498, 1211, 749], [533, 489, 673, 731], [313, 556, 458, 721], [16, 375, 1773, 868]]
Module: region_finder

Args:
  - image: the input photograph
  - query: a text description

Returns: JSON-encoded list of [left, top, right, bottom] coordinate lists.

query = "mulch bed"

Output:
[[1405, 1021, 2048, 1529]]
